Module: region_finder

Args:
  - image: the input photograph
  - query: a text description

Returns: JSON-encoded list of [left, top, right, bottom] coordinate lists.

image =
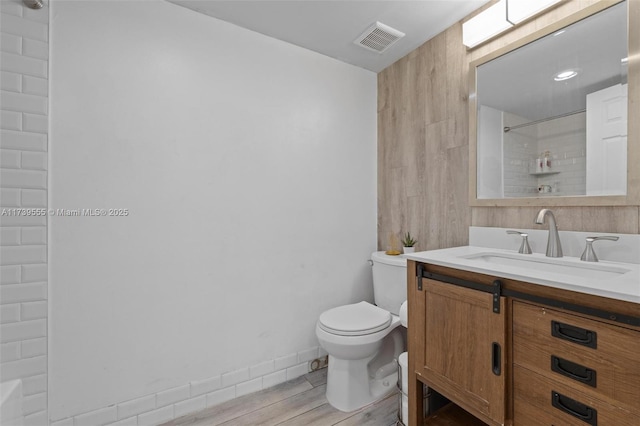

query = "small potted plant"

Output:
[[401, 232, 417, 254]]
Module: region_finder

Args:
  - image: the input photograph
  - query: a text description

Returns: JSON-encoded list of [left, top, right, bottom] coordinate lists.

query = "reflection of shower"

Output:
[[503, 109, 585, 133], [23, 0, 44, 9]]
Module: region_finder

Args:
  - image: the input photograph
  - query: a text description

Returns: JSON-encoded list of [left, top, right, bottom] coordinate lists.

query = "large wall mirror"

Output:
[[469, 0, 639, 206]]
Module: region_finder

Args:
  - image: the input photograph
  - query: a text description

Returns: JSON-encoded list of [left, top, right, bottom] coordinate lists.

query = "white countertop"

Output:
[[405, 245, 640, 305]]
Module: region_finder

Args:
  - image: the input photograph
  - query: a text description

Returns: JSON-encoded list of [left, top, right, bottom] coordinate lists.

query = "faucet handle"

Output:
[[506, 230, 532, 254], [580, 236, 619, 262]]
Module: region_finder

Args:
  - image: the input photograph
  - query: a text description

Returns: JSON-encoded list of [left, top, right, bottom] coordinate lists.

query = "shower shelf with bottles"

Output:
[[529, 171, 560, 176]]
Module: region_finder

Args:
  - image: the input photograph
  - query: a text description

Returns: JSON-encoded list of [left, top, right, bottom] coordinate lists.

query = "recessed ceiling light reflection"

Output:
[[554, 69, 579, 81]]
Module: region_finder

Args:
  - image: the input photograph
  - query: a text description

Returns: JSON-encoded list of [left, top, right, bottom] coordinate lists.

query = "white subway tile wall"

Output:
[[50, 346, 320, 425], [173, 395, 206, 419], [73, 406, 118, 426], [503, 111, 587, 197], [117, 395, 157, 421], [249, 360, 274, 379], [262, 369, 288, 389], [220, 367, 250, 388], [137, 406, 174, 426], [235, 378, 263, 398], [155, 385, 190, 408], [0, 1, 49, 425], [50, 418, 74, 426], [189, 375, 221, 397]]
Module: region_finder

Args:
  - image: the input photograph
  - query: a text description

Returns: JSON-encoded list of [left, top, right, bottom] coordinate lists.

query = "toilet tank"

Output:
[[371, 251, 407, 315]]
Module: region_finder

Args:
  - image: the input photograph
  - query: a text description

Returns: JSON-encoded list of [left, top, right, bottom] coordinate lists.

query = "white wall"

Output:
[[503, 111, 537, 197], [0, 1, 49, 425], [49, 0, 376, 423], [476, 105, 503, 199]]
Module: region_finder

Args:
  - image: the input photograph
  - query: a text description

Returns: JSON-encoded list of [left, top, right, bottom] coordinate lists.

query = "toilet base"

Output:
[[325, 354, 398, 412], [317, 310, 406, 413]]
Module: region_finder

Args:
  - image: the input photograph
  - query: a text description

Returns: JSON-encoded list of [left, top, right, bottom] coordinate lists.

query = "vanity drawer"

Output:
[[512, 301, 640, 414], [513, 365, 638, 426]]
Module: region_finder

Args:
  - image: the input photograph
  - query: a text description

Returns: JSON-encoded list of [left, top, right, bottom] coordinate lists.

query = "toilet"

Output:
[[316, 251, 407, 412]]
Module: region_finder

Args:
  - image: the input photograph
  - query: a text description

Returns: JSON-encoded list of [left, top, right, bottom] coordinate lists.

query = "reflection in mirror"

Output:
[[476, 1, 627, 199]]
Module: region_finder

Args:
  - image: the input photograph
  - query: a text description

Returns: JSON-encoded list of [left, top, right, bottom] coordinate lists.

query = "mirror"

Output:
[[471, 1, 633, 204]]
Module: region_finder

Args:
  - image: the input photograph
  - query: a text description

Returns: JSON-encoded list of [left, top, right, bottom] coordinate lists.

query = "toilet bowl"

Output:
[[316, 252, 407, 412], [316, 302, 405, 411]]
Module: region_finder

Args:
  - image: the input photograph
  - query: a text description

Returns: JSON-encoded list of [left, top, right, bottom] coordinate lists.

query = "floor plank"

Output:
[[165, 376, 313, 426], [334, 392, 398, 426], [218, 385, 328, 426], [304, 368, 327, 388], [276, 400, 357, 426], [162, 369, 399, 426]]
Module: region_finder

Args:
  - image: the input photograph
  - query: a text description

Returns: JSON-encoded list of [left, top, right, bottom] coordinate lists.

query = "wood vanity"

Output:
[[406, 258, 640, 426]]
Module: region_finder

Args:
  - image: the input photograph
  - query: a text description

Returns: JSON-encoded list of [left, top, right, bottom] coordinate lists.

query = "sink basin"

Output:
[[460, 252, 632, 280]]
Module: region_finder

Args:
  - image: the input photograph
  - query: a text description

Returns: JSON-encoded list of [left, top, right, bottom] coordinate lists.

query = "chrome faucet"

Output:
[[580, 236, 619, 262], [535, 209, 563, 257], [506, 230, 532, 254]]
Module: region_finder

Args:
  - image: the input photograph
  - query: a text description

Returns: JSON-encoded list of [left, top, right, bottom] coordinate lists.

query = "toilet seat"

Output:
[[318, 301, 391, 336]]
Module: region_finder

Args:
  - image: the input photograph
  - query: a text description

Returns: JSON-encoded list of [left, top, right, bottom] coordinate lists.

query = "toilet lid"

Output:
[[318, 301, 391, 336]]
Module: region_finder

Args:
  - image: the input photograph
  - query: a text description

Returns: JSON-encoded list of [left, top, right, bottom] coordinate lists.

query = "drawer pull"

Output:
[[551, 320, 597, 349], [551, 391, 597, 425], [491, 342, 501, 376], [551, 355, 597, 387]]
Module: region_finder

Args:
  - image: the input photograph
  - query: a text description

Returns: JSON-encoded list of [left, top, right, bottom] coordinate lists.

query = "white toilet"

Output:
[[316, 251, 407, 412]]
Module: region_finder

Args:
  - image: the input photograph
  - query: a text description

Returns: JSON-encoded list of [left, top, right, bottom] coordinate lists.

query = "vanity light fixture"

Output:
[[462, 0, 512, 48], [507, 0, 563, 24], [463, 0, 562, 48], [553, 69, 579, 81]]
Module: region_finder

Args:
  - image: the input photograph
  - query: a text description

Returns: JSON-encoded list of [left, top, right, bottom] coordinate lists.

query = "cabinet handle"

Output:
[[551, 320, 597, 349], [551, 355, 597, 387], [551, 391, 597, 425], [491, 342, 501, 376]]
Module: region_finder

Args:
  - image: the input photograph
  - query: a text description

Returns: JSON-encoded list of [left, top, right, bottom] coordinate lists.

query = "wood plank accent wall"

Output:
[[377, 0, 640, 251]]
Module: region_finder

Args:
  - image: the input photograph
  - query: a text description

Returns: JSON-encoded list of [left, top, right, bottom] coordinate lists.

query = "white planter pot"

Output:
[[403, 246, 415, 254]]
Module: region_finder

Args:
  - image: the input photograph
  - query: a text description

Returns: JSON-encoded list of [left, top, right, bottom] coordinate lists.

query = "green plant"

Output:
[[401, 232, 417, 247]]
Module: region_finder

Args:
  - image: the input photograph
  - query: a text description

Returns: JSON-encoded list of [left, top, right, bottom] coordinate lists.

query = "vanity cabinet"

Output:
[[407, 260, 640, 426]]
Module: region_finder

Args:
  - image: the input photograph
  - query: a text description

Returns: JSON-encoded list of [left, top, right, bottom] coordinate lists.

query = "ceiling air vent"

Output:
[[354, 22, 405, 54]]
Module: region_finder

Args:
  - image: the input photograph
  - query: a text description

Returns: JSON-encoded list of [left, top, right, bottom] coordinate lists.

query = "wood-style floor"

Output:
[[162, 368, 399, 426]]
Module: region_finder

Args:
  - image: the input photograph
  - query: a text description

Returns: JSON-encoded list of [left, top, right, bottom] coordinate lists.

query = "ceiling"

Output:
[[168, 0, 490, 73], [477, 1, 627, 121]]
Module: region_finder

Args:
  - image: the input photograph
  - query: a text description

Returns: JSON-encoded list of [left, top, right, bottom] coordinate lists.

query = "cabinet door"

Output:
[[415, 278, 506, 425]]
